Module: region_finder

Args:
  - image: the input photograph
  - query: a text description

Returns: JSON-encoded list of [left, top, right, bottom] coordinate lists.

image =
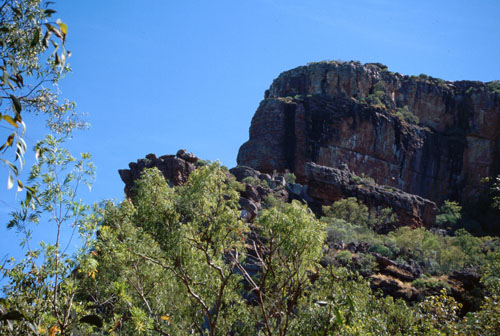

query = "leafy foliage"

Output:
[[436, 200, 462, 228], [0, 0, 85, 196], [0, 135, 99, 335], [2, 159, 500, 334], [1, 2, 497, 334], [322, 198, 498, 276], [323, 197, 397, 233]]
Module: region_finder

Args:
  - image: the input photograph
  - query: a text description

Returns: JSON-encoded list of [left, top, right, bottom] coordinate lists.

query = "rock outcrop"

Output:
[[306, 162, 437, 227], [118, 153, 292, 223], [118, 150, 197, 197], [237, 61, 500, 208]]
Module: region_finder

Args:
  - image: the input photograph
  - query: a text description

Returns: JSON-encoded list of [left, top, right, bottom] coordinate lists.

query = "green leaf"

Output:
[[24, 189, 32, 207], [346, 295, 355, 312], [333, 307, 343, 326], [15, 142, 25, 161], [30, 28, 40, 48], [18, 137, 26, 151], [25, 186, 36, 193], [9, 95, 22, 115], [15, 73, 23, 87], [80, 314, 103, 328]]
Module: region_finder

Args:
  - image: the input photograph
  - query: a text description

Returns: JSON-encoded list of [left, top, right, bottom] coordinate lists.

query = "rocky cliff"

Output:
[[237, 61, 500, 208]]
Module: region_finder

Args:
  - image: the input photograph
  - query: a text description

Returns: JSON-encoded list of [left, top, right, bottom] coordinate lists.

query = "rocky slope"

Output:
[[237, 61, 500, 209]]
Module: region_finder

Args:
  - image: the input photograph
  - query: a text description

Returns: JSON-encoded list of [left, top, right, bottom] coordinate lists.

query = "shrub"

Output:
[[353, 252, 377, 276], [284, 171, 296, 184], [412, 276, 451, 291], [368, 243, 393, 258], [242, 176, 268, 188], [436, 200, 462, 228], [262, 194, 286, 210], [395, 105, 419, 124], [372, 207, 398, 230], [486, 80, 500, 94], [326, 218, 361, 243], [336, 250, 353, 265], [465, 87, 476, 95], [366, 94, 385, 108], [323, 197, 369, 227], [194, 159, 210, 167], [228, 178, 246, 192]]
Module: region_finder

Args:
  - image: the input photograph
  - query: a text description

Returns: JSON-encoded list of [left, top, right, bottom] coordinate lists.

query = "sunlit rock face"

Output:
[[237, 61, 500, 207]]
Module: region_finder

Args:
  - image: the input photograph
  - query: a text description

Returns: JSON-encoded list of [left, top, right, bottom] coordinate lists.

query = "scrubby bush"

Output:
[[486, 80, 500, 94], [323, 197, 397, 233], [436, 200, 462, 228], [242, 175, 269, 188], [194, 158, 211, 167], [284, 170, 296, 184], [368, 242, 393, 258], [352, 252, 377, 276], [336, 250, 353, 265], [412, 276, 451, 292], [395, 105, 419, 124], [323, 197, 370, 227]]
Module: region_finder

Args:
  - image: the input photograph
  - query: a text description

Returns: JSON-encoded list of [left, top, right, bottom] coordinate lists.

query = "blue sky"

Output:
[[1, 0, 500, 264]]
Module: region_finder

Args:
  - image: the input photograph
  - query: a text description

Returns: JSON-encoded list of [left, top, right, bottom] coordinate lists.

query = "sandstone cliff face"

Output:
[[237, 61, 500, 206]]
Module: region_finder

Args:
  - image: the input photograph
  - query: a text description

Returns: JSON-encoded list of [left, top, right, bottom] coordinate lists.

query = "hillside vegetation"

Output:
[[1, 160, 499, 335]]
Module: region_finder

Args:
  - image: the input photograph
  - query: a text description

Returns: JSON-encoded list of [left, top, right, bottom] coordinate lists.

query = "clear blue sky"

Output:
[[1, 0, 500, 264]]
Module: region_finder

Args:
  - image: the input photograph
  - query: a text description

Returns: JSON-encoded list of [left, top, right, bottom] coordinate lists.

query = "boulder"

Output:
[[229, 165, 260, 182], [176, 149, 199, 163]]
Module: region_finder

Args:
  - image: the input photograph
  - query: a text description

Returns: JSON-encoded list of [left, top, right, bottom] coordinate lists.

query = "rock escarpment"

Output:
[[237, 61, 500, 208], [306, 162, 436, 228]]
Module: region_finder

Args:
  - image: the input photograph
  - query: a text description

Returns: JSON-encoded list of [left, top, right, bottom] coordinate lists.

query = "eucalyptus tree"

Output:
[[0, 0, 84, 195], [0, 135, 100, 335]]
